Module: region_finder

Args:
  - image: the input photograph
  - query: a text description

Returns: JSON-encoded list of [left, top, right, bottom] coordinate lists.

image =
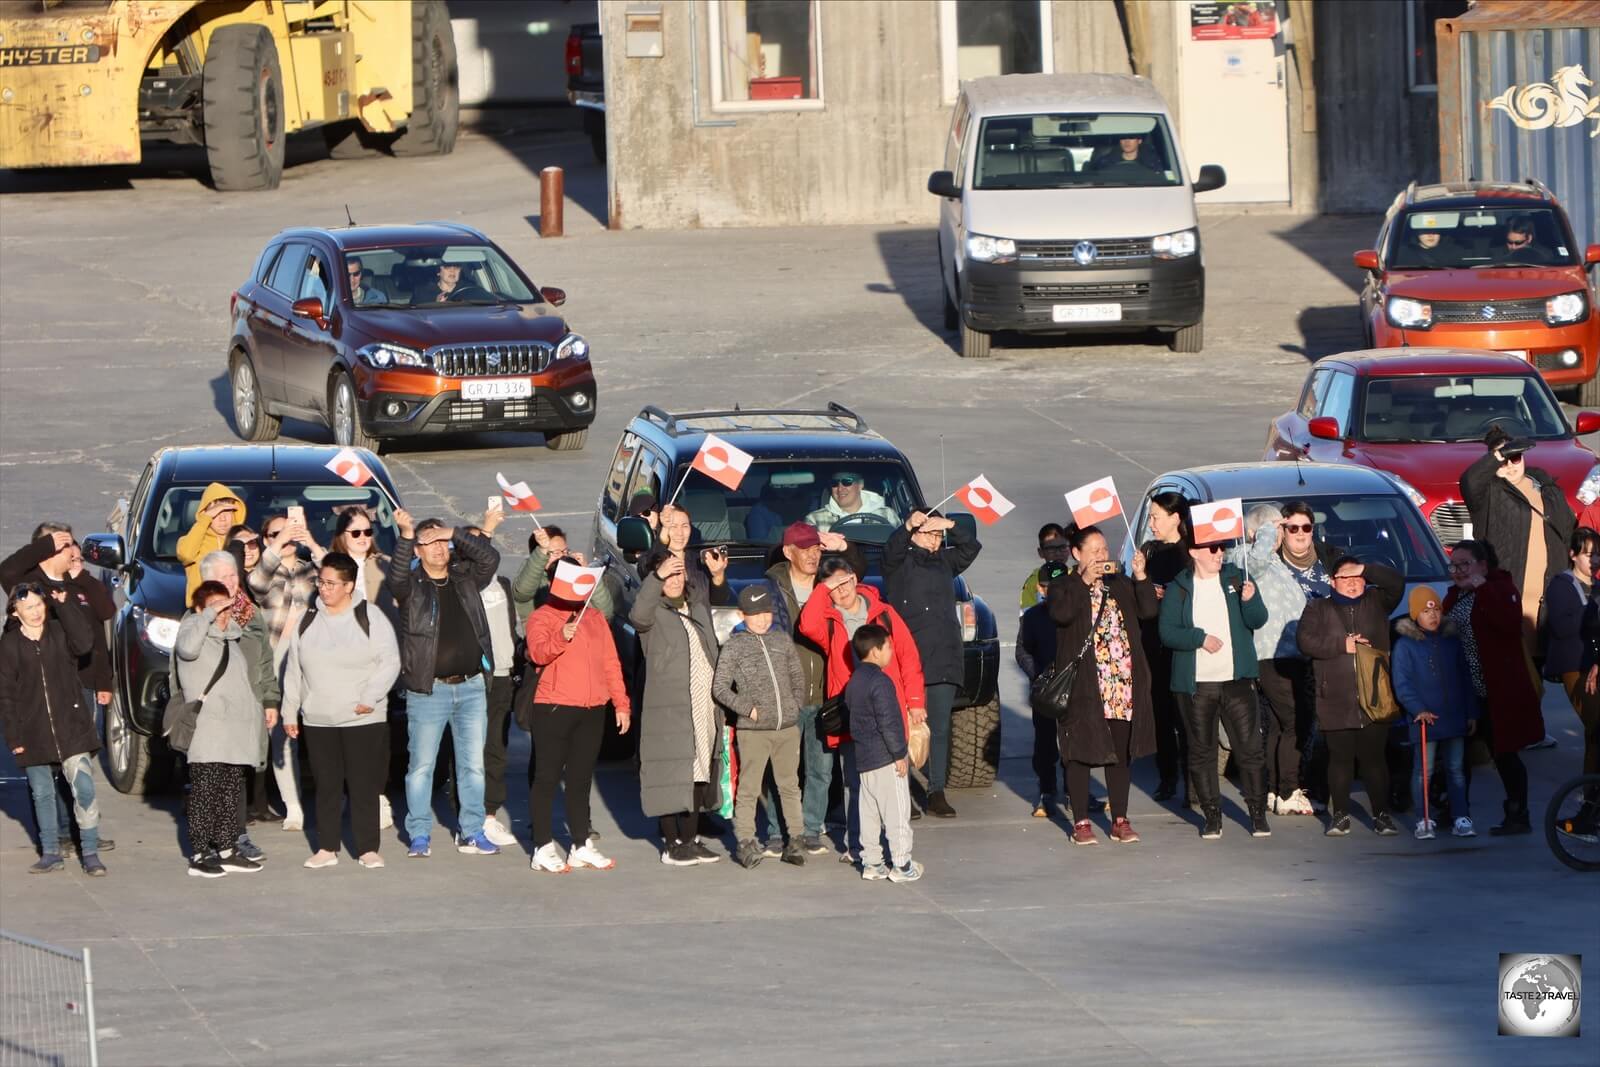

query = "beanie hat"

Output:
[[1408, 585, 1440, 622]]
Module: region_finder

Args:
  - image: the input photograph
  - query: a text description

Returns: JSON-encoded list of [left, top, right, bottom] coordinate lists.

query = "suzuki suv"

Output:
[[1354, 181, 1600, 404]]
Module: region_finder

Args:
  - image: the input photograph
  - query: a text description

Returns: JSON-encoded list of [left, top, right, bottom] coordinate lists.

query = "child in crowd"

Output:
[[1393, 586, 1479, 840], [843, 624, 922, 883]]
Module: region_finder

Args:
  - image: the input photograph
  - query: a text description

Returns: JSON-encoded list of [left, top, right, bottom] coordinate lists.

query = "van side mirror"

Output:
[[1307, 416, 1342, 441], [927, 170, 960, 199], [1192, 164, 1227, 194], [81, 533, 125, 570], [616, 516, 654, 552], [291, 297, 327, 327], [1353, 249, 1380, 271], [540, 286, 567, 307]]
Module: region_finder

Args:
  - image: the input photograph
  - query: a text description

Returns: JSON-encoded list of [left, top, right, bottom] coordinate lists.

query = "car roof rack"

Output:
[[1524, 177, 1554, 201], [1403, 179, 1417, 204], [638, 401, 870, 437]]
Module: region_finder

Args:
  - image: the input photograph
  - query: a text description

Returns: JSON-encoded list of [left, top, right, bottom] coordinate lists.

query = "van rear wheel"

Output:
[[1169, 320, 1204, 353], [960, 321, 992, 359]]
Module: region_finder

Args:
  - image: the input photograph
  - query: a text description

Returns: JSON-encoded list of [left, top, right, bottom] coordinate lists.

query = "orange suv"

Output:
[[1354, 181, 1600, 404]]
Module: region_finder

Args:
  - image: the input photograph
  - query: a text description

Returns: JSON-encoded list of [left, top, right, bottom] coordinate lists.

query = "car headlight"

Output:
[[1578, 462, 1600, 506], [134, 607, 179, 652], [554, 333, 590, 361], [356, 342, 426, 369], [1546, 291, 1588, 326], [1386, 296, 1433, 329], [1386, 473, 1428, 509], [965, 233, 1017, 264], [1150, 228, 1198, 259]]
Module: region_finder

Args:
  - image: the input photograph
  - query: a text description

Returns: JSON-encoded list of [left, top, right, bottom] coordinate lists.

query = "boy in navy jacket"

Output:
[[843, 624, 923, 883]]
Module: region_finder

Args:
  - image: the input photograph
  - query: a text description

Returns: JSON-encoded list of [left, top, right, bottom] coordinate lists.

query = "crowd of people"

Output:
[[2, 425, 1596, 880]]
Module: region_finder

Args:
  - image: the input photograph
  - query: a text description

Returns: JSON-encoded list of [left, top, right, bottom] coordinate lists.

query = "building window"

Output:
[[707, 0, 823, 111], [939, 0, 1054, 105], [1406, 0, 1469, 93]]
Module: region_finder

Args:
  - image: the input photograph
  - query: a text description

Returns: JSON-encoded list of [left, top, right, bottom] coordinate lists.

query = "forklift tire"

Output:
[[202, 25, 286, 191]]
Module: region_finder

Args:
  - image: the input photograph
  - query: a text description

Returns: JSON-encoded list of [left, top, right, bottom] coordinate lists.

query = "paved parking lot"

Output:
[[2, 121, 1598, 1066]]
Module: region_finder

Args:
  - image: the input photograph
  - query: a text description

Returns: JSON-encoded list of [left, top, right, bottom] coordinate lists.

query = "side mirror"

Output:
[[926, 170, 960, 199], [1192, 164, 1227, 194], [540, 286, 567, 307], [1575, 411, 1600, 435], [616, 515, 654, 552], [1353, 249, 1380, 271], [1307, 416, 1342, 441], [81, 532, 125, 570], [1586, 244, 1600, 265], [946, 512, 979, 542], [291, 297, 327, 326]]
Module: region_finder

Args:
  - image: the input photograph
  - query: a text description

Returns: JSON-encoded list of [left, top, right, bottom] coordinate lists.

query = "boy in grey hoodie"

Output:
[[713, 585, 808, 868]]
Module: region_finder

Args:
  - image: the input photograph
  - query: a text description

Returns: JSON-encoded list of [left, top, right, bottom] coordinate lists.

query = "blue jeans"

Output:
[[1413, 735, 1468, 822], [797, 704, 830, 836], [404, 676, 487, 842], [925, 682, 957, 792], [28, 754, 99, 855]]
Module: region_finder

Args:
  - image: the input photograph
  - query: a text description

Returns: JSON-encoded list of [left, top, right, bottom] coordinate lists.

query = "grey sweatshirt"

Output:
[[175, 609, 265, 766], [712, 627, 807, 731], [281, 604, 401, 727]]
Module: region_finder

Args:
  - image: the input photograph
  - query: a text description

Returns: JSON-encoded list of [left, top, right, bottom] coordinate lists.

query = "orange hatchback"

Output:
[[1355, 181, 1600, 404]]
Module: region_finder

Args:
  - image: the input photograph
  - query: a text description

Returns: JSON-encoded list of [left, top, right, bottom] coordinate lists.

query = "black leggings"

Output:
[[1066, 719, 1132, 821], [659, 782, 716, 844], [1258, 657, 1312, 795], [303, 721, 387, 856], [1468, 713, 1530, 810], [188, 762, 245, 856], [1324, 721, 1390, 818], [527, 703, 606, 847]]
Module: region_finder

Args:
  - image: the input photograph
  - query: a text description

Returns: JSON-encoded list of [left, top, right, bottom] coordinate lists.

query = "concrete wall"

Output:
[[603, 0, 1130, 229]]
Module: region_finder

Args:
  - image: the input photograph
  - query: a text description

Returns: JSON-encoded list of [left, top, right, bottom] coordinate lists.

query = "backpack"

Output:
[[299, 600, 370, 639]]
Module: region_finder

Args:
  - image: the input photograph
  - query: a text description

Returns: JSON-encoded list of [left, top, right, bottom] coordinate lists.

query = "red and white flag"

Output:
[[1064, 476, 1122, 529], [495, 472, 542, 513], [691, 433, 754, 492], [325, 448, 373, 487], [954, 474, 1015, 525], [550, 560, 605, 602], [1191, 497, 1246, 544]]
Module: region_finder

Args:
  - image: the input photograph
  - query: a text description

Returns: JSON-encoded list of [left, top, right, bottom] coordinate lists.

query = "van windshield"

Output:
[[972, 112, 1183, 190]]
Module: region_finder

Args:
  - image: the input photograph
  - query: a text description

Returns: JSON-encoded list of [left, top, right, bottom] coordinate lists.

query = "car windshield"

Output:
[[1360, 375, 1569, 443], [1249, 494, 1448, 580], [343, 244, 538, 308], [1387, 205, 1579, 269], [145, 483, 398, 561], [972, 112, 1183, 190], [673, 460, 919, 548]]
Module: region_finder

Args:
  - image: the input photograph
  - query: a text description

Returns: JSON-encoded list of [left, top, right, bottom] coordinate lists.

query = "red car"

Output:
[[1263, 348, 1599, 545]]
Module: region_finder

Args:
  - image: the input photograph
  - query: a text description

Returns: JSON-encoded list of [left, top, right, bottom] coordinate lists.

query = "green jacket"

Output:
[[1158, 563, 1268, 695], [511, 547, 614, 622]]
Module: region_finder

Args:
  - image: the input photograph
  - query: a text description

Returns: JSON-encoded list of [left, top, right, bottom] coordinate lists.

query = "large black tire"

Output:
[[231, 350, 281, 442], [103, 689, 173, 795], [583, 110, 607, 164], [1169, 319, 1204, 353], [944, 697, 1000, 789], [545, 428, 589, 452], [330, 372, 381, 453], [202, 25, 286, 191], [960, 320, 992, 359], [391, 0, 459, 158]]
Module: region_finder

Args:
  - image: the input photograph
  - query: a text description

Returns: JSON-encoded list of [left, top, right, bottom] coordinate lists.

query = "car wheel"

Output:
[[390, 1, 459, 158], [1169, 319, 1204, 353], [545, 428, 589, 451], [943, 697, 1000, 789], [959, 320, 992, 359], [202, 25, 286, 191], [103, 689, 173, 795], [231, 352, 281, 442], [331, 373, 381, 452]]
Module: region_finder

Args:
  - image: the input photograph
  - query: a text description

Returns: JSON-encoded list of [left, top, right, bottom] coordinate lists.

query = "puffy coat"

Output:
[[1295, 563, 1405, 732], [712, 628, 806, 730], [630, 571, 724, 818], [177, 482, 245, 602], [1460, 451, 1575, 603], [1393, 618, 1480, 741], [1047, 573, 1159, 766], [0, 599, 98, 766], [385, 529, 500, 694], [527, 603, 629, 711], [797, 583, 925, 713], [883, 521, 981, 687], [1442, 570, 1544, 753]]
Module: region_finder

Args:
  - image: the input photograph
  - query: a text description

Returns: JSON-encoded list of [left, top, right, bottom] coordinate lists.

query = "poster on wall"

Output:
[[1189, 2, 1278, 41]]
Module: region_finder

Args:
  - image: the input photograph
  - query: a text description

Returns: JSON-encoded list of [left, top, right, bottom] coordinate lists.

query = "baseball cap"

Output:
[[738, 585, 774, 614], [782, 521, 821, 549], [1038, 561, 1069, 584], [1498, 436, 1534, 460]]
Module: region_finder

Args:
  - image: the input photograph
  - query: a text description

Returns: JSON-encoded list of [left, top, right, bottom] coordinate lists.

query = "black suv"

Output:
[[589, 404, 1002, 787], [81, 445, 402, 794]]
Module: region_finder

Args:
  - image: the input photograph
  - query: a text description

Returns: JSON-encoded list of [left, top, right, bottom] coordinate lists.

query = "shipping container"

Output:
[[1436, 1, 1600, 252]]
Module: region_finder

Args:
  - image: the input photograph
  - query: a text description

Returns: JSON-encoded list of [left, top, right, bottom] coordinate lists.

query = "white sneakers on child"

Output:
[[1452, 817, 1476, 837], [568, 836, 615, 870], [1413, 818, 1437, 840], [482, 814, 518, 848], [531, 842, 571, 873]]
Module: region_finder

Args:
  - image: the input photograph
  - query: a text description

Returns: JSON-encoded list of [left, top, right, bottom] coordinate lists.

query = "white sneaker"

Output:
[[1284, 789, 1315, 816], [303, 850, 339, 869], [1266, 793, 1281, 815], [482, 816, 517, 848], [568, 836, 615, 870], [281, 807, 304, 832], [378, 795, 393, 830], [1452, 817, 1476, 838], [530, 842, 570, 873], [1413, 819, 1436, 840]]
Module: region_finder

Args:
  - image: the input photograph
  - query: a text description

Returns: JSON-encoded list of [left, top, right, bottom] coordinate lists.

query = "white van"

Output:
[[929, 73, 1226, 358]]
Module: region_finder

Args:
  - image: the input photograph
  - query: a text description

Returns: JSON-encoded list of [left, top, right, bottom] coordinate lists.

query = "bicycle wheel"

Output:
[[1544, 773, 1600, 872]]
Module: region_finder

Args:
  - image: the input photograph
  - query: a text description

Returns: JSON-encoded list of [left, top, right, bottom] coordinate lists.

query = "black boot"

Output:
[[926, 790, 957, 819], [1489, 800, 1532, 836], [1200, 805, 1223, 840], [1249, 801, 1272, 838], [1153, 778, 1177, 802]]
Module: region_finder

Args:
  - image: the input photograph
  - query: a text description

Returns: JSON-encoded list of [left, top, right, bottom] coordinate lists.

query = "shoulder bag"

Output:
[[1030, 589, 1107, 721], [1354, 641, 1401, 723], [163, 643, 230, 754]]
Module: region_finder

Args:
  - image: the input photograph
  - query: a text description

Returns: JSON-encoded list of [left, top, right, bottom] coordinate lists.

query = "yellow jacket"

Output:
[[177, 482, 246, 601]]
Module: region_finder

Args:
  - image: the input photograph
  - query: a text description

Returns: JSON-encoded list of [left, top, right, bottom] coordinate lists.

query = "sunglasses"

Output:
[[10, 582, 48, 600], [233, 535, 260, 546], [1282, 523, 1314, 534], [1197, 545, 1223, 555], [831, 477, 860, 487], [1506, 235, 1532, 248], [346, 528, 373, 539]]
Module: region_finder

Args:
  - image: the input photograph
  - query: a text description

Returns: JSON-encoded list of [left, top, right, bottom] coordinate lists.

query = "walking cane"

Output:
[[1419, 718, 1430, 834]]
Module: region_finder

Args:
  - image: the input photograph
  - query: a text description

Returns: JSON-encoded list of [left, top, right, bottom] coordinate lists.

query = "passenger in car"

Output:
[[1405, 230, 1452, 269], [346, 258, 385, 306]]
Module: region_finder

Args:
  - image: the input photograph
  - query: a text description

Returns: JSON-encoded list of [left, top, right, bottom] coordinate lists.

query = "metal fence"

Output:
[[0, 931, 97, 1067]]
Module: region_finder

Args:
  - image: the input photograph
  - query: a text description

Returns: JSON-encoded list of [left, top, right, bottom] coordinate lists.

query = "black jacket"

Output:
[[1295, 563, 1405, 732], [0, 599, 99, 766], [0, 535, 116, 690], [1460, 451, 1575, 602], [1047, 573, 1159, 766], [385, 529, 501, 694], [883, 522, 980, 687]]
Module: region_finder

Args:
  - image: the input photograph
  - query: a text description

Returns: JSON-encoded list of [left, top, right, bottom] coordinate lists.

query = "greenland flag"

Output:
[[550, 560, 605, 602], [954, 474, 1015, 525], [1064, 476, 1122, 529], [692, 433, 754, 491], [325, 448, 373, 487], [1191, 497, 1246, 544], [495, 471, 542, 512]]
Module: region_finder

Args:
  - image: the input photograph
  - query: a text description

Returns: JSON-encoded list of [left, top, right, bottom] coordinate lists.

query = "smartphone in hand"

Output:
[[287, 505, 306, 527]]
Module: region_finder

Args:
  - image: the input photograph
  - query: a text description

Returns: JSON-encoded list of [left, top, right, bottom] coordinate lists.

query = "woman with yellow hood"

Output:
[[178, 483, 246, 600]]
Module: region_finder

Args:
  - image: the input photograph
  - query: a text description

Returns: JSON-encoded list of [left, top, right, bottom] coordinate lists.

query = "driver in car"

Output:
[[1089, 133, 1158, 175], [415, 262, 465, 304], [806, 472, 899, 532]]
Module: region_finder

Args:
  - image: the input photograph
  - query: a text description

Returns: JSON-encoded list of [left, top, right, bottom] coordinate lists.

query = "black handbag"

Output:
[[1030, 591, 1106, 721], [816, 617, 850, 735], [163, 644, 229, 754]]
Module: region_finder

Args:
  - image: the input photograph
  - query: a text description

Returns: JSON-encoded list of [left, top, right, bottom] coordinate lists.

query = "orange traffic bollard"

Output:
[[540, 166, 565, 238]]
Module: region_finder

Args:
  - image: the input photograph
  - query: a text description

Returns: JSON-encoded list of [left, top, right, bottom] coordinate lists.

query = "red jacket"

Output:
[[1441, 569, 1542, 753], [798, 584, 926, 723], [527, 604, 630, 713]]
